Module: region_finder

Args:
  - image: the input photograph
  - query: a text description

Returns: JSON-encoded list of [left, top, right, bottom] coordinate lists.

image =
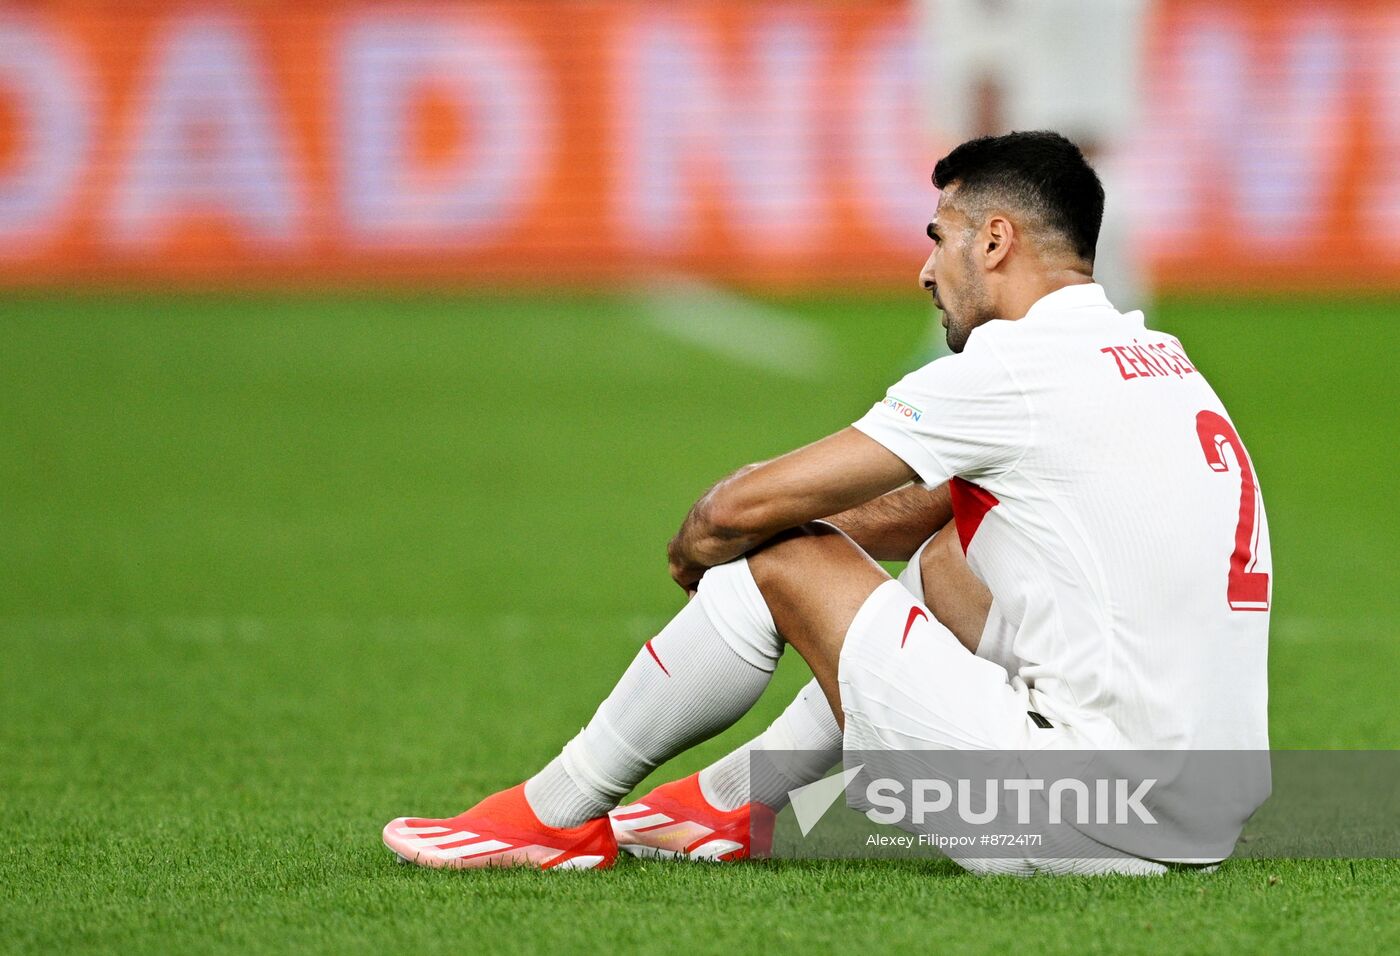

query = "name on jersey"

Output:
[[880, 395, 923, 422], [1100, 338, 1197, 381]]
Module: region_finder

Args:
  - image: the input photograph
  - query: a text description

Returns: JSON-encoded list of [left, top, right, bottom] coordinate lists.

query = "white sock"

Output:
[[698, 678, 843, 812], [524, 559, 782, 828]]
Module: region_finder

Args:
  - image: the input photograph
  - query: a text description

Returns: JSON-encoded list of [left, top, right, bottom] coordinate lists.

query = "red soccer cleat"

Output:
[[383, 784, 617, 870], [609, 772, 775, 862]]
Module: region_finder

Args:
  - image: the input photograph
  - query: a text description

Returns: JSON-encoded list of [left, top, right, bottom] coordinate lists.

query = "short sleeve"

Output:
[[852, 342, 1032, 487]]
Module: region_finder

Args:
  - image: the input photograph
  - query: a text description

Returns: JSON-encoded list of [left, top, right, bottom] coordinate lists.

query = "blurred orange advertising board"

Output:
[[0, 0, 1397, 290]]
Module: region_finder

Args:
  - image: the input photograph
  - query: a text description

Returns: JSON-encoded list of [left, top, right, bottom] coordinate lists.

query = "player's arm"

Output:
[[668, 427, 916, 591], [822, 481, 953, 561]]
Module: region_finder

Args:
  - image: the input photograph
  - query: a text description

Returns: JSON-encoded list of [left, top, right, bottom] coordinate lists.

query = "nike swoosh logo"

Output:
[[900, 606, 928, 648], [644, 639, 670, 676]]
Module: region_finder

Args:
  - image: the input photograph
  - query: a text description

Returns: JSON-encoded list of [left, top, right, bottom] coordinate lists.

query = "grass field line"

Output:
[[0, 613, 673, 645], [1270, 616, 1394, 643], [632, 273, 845, 379]]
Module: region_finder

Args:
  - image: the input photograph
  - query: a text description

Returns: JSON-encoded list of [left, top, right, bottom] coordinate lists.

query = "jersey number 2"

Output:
[[1195, 410, 1269, 611]]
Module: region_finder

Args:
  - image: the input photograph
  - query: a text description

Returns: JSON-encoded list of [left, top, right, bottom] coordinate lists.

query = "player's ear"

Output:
[[983, 216, 1013, 270]]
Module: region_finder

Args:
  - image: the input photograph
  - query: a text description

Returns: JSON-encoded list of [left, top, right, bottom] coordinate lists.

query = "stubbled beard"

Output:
[[945, 313, 968, 353], [945, 301, 998, 353], [944, 265, 997, 353]]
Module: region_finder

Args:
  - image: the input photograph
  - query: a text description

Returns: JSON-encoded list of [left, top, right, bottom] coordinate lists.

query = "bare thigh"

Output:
[[744, 519, 996, 728], [918, 520, 993, 654], [744, 523, 890, 729]]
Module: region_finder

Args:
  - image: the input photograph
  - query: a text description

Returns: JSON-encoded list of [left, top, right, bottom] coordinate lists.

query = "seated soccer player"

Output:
[[383, 132, 1271, 876]]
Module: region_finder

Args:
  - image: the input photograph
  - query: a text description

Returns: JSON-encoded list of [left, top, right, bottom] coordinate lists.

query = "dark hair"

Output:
[[932, 131, 1105, 263]]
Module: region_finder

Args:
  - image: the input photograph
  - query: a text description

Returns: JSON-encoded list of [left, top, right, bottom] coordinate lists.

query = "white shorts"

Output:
[[838, 541, 1175, 877], [838, 577, 1049, 754]]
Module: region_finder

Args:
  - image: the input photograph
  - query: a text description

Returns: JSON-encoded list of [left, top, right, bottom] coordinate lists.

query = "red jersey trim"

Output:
[[949, 477, 1000, 554]]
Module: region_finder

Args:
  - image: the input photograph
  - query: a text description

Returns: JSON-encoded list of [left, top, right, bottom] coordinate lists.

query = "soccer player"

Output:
[[383, 132, 1270, 876]]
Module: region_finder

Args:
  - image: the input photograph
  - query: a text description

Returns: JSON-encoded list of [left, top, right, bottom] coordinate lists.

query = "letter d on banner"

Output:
[[338, 14, 550, 245], [0, 18, 90, 249]]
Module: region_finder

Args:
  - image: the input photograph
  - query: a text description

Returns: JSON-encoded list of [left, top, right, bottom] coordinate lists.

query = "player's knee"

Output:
[[745, 522, 849, 594], [746, 522, 890, 625], [693, 558, 782, 671]]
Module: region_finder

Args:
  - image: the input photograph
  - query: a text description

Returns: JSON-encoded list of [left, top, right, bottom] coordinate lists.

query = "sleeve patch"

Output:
[[879, 394, 924, 423]]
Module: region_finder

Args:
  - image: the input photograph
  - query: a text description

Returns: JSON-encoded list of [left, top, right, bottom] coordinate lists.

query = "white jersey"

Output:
[[853, 283, 1271, 754]]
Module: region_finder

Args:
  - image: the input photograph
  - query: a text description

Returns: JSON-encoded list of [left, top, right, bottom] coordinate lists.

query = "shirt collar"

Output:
[[1023, 282, 1113, 320]]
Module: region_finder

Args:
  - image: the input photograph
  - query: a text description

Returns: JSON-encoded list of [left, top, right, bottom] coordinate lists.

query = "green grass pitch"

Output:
[[2, 288, 1397, 954]]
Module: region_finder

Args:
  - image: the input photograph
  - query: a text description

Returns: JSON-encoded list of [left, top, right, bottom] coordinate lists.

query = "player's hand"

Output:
[[667, 536, 707, 595]]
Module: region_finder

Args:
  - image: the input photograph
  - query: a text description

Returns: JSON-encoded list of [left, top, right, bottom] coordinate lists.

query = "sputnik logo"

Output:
[[787, 764, 864, 837]]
